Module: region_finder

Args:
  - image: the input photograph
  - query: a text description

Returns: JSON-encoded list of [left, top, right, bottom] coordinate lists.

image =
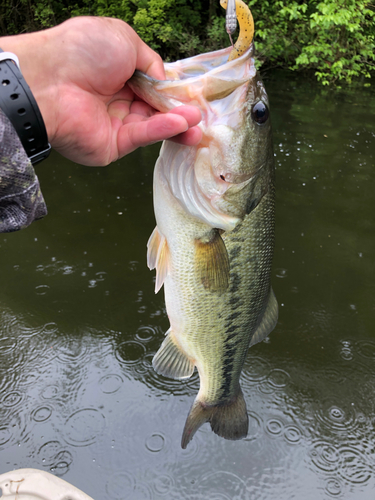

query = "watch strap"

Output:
[[0, 48, 51, 164]]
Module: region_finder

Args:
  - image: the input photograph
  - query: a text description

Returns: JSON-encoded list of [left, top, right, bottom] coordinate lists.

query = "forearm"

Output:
[[1, 28, 59, 144]]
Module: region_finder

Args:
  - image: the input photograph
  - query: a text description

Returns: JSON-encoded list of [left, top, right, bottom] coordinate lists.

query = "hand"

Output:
[[1, 17, 202, 166]]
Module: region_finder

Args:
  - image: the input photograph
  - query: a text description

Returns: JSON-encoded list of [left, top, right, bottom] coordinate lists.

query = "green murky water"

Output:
[[0, 71, 374, 499]]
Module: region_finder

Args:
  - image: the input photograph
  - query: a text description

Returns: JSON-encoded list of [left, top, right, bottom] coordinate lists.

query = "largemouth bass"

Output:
[[129, 6, 278, 450]]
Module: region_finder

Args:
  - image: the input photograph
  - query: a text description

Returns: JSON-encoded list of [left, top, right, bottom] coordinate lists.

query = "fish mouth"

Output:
[[128, 44, 256, 114]]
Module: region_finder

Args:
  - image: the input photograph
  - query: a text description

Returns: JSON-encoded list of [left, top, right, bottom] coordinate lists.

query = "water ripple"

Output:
[[325, 477, 343, 497], [284, 425, 302, 444], [64, 408, 105, 447], [99, 374, 123, 394], [196, 471, 246, 499], [105, 471, 135, 499], [115, 340, 146, 366], [41, 384, 61, 400], [2, 390, 24, 408], [356, 340, 375, 360], [244, 411, 263, 442], [136, 326, 157, 343], [0, 335, 17, 355], [153, 474, 175, 495], [0, 426, 12, 448], [242, 356, 271, 384], [265, 418, 284, 437], [32, 405, 53, 423], [145, 432, 165, 453], [310, 441, 340, 473], [315, 399, 357, 434], [268, 368, 291, 388], [56, 336, 88, 364], [38, 441, 73, 476], [338, 446, 372, 485]]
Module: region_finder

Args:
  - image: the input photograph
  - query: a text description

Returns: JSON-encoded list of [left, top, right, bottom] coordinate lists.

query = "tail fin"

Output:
[[181, 388, 248, 449]]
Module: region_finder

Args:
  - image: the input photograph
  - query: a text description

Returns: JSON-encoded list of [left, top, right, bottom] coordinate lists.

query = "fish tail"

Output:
[[181, 388, 248, 449]]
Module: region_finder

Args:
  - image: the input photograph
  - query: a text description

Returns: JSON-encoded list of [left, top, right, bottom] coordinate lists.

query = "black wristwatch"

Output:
[[0, 48, 51, 165]]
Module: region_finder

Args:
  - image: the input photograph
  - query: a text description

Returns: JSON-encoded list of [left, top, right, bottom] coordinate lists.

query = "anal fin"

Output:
[[147, 226, 170, 293], [249, 287, 278, 347], [152, 329, 195, 380]]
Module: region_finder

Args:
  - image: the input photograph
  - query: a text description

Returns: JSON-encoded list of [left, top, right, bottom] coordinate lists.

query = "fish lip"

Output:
[[164, 44, 254, 80]]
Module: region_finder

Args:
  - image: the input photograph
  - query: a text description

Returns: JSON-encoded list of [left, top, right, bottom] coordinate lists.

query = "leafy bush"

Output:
[[0, 0, 374, 85], [249, 0, 375, 85]]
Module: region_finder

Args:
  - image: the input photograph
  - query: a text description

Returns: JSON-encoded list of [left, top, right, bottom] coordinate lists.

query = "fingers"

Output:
[[116, 108, 202, 158], [169, 126, 203, 146]]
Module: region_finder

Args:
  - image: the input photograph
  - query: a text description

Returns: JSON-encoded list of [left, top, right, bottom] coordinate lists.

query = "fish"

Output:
[[128, 0, 278, 449]]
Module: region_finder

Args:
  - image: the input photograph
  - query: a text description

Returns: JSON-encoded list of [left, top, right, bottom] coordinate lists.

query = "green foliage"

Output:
[[0, 0, 374, 85], [249, 0, 375, 85]]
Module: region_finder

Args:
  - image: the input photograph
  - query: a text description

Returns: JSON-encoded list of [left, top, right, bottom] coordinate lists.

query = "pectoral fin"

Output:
[[249, 288, 278, 347], [147, 226, 170, 293], [195, 231, 230, 293], [152, 329, 195, 380]]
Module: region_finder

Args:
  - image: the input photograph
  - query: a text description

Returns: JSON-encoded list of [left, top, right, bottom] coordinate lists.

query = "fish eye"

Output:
[[251, 101, 269, 124]]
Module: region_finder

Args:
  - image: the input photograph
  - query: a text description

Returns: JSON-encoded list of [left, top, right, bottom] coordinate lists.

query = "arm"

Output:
[[0, 17, 202, 166]]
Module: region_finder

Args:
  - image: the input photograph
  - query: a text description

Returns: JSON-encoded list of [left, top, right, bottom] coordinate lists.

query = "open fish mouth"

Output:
[[128, 44, 256, 116]]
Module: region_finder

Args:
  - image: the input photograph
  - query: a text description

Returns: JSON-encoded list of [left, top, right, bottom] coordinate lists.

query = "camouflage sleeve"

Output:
[[0, 107, 47, 233]]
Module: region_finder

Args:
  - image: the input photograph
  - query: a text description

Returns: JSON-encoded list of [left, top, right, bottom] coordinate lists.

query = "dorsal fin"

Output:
[[249, 288, 278, 347]]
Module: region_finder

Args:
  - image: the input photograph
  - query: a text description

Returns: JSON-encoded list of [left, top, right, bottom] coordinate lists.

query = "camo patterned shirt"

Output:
[[0, 108, 47, 233]]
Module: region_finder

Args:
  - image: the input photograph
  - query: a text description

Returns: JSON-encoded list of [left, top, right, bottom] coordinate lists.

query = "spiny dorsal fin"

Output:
[[249, 287, 278, 347], [152, 329, 195, 380], [195, 231, 230, 293], [147, 226, 170, 293]]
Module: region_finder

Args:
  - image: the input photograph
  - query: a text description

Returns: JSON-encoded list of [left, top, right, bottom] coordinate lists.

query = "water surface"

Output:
[[0, 72, 374, 499]]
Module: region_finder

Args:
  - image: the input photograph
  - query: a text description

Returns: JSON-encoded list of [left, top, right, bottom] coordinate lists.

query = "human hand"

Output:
[[1, 17, 202, 166]]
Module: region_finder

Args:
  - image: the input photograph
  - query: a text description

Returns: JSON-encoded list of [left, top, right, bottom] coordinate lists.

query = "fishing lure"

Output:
[[221, 0, 254, 61]]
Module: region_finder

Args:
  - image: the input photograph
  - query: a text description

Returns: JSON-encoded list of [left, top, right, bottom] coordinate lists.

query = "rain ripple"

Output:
[[315, 400, 358, 434], [99, 374, 123, 394], [115, 340, 146, 366], [243, 411, 263, 442], [265, 417, 303, 445], [135, 325, 157, 343], [145, 432, 165, 453], [196, 471, 247, 500], [356, 340, 375, 360], [310, 441, 340, 474], [338, 446, 373, 485], [153, 474, 175, 495], [38, 440, 73, 476], [64, 408, 105, 447], [56, 336, 89, 364], [31, 405, 53, 423], [242, 356, 271, 384], [324, 478, 343, 497], [106, 472, 152, 500]]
